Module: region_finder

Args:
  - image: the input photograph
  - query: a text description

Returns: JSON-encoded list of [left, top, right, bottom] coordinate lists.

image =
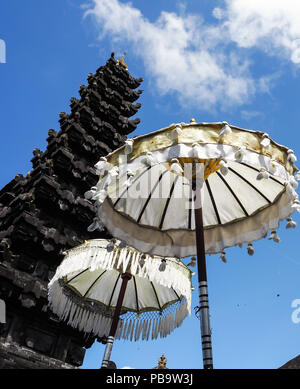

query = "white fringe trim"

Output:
[[49, 239, 192, 313], [48, 278, 189, 341], [48, 239, 192, 341]]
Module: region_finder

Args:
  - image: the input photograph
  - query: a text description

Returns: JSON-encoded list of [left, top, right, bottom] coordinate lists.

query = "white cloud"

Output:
[[84, 0, 255, 110], [84, 0, 300, 111], [121, 366, 134, 369], [240, 110, 264, 121], [212, 7, 225, 20], [215, 0, 300, 64]]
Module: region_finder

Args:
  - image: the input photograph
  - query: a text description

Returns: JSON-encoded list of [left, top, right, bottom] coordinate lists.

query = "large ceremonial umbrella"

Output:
[[88, 120, 300, 368], [48, 238, 192, 368]]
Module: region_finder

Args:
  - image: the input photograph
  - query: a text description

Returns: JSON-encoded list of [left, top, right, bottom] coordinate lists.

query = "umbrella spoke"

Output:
[[158, 175, 179, 229], [83, 270, 107, 298], [171, 287, 181, 302], [65, 268, 89, 284], [107, 273, 121, 309], [136, 170, 167, 223], [228, 167, 272, 204], [114, 165, 153, 206], [239, 162, 285, 186], [150, 281, 162, 312], [216, 171, 249, 217], [205, 179, 222, 225]]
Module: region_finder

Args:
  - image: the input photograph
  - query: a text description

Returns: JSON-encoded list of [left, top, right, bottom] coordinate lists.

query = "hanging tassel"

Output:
[[285, 182, 296, 197], [121, 320, 128, 339], [118, 240, 127, 249], [123, 169, 135, 188], [292, 199, 300, 212], [84, 186, 97, 200], [94, 157, 110, 176], [256, 167, 270, 180], [286, 217, 297, 229], [142, 152, 157, 166], [290, 176, 298, 189], [173, 124, 183, 136], [187, 256, 196, 267], [121, 248, 132, 273], [287, 149, 297, 164], [106, 239, 116, 252], [268, 230, 280, 242], [219, 159, 229, 176], [260, 133, 270, 149], [220, 251, 227, 263], [234, 146, 246, 162], [93, 189, 107, 206], [130, 320, 136, 341], [87, 218, 105, 232], [191, 142, 201, 159], [268, 160, 278, 175], [247, 243, 254, 256], [219, 122, 232, 138], [139, 254, 146, 268], [124, 139, 134, 154], [108, 166, 119, 177], [170, 158, 183, 174], [159, 258, 167, 272]]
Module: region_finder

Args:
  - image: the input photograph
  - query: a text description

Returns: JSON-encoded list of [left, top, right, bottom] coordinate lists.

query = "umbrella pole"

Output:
[[193, 184, 213, 369], [101, 272, 132, 369]]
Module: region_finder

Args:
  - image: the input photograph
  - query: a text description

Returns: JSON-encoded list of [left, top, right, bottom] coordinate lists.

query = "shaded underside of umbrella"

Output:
[[48, 239, 192, 341], [90, 121, 299, 258]]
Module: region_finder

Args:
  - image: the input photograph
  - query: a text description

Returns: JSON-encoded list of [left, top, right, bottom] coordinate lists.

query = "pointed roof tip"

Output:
[[116, 52, 128, 71], [153, 354, 168, 369]]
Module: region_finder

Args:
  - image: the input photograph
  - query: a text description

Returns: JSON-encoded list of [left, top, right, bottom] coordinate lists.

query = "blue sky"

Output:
[[1, 0, 300, 369]]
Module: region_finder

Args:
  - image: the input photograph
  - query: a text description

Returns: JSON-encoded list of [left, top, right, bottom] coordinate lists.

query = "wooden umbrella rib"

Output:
[[83, 270, 107, 298], [216, 171, 249, 217], [239, 162, 285, 186], [136, 170, 167, 223], [228, 167, 272, 203], [158, 175, 179, 229], [171, 287, 181, 302], [150, 281, 162, 312], [114, 165, 153, 206], [205, 179, 222, 225], [65, 268, 90, 284], [107, 273, 121, 309]]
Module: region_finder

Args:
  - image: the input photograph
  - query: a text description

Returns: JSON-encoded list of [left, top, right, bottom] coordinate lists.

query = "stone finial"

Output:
[[116, 52, 128, 70], [153, 354, 168, 369]]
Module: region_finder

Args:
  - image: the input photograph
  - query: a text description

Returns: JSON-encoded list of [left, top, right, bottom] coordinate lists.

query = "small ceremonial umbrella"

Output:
[[48, 239, 192, 368], [88, 120, 299, 368]]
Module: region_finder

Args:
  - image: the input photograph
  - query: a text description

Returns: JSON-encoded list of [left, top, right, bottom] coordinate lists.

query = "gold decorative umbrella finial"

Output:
[[116, 52, 128, 70]]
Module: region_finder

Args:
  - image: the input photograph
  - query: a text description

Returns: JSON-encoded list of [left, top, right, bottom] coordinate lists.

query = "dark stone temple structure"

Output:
[[280, 354, 300, 369], [0, 53, 142, 368]]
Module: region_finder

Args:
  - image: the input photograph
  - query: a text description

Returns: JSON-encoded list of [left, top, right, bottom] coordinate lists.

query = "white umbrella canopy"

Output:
[[48, 239, 192, 341], [87, 121, 299, 259], [86, 120, 299, 369]]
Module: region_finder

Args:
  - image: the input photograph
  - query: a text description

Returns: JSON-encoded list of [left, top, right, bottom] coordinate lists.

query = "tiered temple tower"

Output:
[[0, 53, 143, 368]]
